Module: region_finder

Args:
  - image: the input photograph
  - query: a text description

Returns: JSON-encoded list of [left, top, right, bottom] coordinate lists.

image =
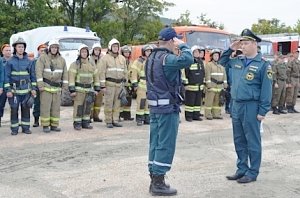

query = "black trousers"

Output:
[[184, 90, 202, 119]]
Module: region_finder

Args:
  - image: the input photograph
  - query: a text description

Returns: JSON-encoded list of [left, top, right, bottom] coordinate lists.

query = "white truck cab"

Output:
[[10, 26, 101, 105]]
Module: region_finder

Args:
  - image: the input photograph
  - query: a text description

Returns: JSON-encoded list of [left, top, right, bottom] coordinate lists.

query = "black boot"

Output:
[[278, 107, 287, 114], [149, 174, 170, 193], [82, 122, 93, 129], [43, 126, 51, 133], [144, 114, 150, 125], [272, 107, 280, 115], [150, 175, 177, 196], [33, 116, 39, 127], [50, 126, 61, 132], [136, 115, 144, 126], [73, 122, 82, 130], [287, 106, 294, 113]]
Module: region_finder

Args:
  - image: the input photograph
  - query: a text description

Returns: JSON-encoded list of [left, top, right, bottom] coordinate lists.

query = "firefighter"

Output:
[[204, 49, 227, 120], [99, 38, 127, 128], [286, 51, 300, 113], [119, 45, 134, 121], [271, 53, 287, 114], [130, 44, 153, 126], [183, 45, 205, 122], [69, 44, 100, 130], [35, 40, 68, 133], [4, 37, 37, 135], [32, 43, 48, 127], [0, 44, 11, 127], [90, 43, 104, 122]]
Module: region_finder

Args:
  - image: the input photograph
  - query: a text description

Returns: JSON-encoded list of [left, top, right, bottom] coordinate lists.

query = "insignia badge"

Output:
[[267, 70, 273, 79], [246, 72, 254, 80]]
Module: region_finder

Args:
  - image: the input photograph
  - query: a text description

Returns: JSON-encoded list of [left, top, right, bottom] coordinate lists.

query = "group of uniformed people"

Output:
[[271, 51, 300, 114]]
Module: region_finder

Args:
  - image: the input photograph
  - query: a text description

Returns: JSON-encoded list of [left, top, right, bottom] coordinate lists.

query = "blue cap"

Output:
[[158, 27, 183, 41]]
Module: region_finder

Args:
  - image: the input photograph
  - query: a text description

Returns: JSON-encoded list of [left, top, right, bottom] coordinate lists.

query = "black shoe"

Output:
[[22, 129, 32, 134], [43, 126, 51, 133], [193, 117, 203, 121], [185, 118, 193, 122], [33, 116, 39, 127], [226, 173, 244, 180], [237, 176, 256, 183], [278, 109, 287, 114], [124, 117, 134, 121], [11, 131, 18, 136], [50, 126, 61, 132], [112, 122, 122, 127], [74, 125, 82, 131], [106, 123, 113, 128], [288, 109, 294, 113], [93, 117, 103, 122], [82, 123, 93, 129], [206, 117, 213, 120], [149, 174, 170, 193], [150, 175, 177, 196], [273, 109, 280, 115]]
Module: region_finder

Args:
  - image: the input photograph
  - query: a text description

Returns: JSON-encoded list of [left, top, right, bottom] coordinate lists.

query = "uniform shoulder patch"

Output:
[[266, 64, 273, 80]]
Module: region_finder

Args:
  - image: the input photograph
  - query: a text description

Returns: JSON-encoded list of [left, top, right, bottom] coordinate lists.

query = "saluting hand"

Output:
[[230, 41, 241, 51]]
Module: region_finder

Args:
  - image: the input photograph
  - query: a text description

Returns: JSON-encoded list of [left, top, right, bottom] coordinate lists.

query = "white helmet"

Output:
[[108, 38, 120, 51], [48, 40, 60, 49], [92, 43, 102, 49], [191, 45, 204, 53], [78, 44, 89, 56]]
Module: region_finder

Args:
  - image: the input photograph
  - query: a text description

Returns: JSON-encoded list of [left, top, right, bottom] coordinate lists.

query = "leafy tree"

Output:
[[175, 10, 192, 26], [197, 13, 224, 30], [251, 18, 293, 34]]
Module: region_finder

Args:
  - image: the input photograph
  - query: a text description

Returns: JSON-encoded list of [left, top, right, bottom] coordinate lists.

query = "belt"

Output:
[[211, 78, 224, 85], [277, 78, 286, 81], [106, 77, 126, 83], [75, 82, 92, 88], [11, 79, 31, 87], [43, 78, 62, 87]]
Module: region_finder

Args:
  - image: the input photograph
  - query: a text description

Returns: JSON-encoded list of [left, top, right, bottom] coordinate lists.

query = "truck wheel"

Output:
[[61, 88, 73, 106]]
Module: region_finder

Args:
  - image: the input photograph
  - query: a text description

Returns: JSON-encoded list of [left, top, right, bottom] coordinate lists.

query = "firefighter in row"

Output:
[[130, 44, 153, 126], [4, 37, 37, 135], [36, 40, 68, 133], [271, 53, 288, 114], [119, 45, 134, 121], [286, 51, 300, 113], [90, 43, 104, 122], [32, 43, 48, 127], [99, 39, 127, 128], [183, 45, 205, 122], [0, 44, 11, 127], [204, 49, 227, 120], [69, 44, 100, 130]]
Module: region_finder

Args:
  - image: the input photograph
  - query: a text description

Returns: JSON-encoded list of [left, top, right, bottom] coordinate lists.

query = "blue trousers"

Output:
[[231, 100, 261, 179], [8, 95, 31, 132], [148, 113, 179, 175], [0, 91, 7, 117]]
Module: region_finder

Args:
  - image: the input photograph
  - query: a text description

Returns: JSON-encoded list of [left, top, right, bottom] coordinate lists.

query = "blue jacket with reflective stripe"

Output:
[[4, 53, 37, 93], [219, 48, 272, 116]]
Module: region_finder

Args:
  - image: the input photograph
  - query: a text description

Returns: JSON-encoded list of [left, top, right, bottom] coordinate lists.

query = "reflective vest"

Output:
[[145, 48, 182, 114]]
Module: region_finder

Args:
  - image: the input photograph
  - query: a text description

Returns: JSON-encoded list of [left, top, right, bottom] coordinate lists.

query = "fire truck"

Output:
[[131, 25, 232, 61], [258, 33, 299, 55]]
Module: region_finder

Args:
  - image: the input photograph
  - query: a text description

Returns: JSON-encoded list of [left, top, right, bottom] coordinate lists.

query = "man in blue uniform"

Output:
[[219, 29, 272, 183], [4, 38, 37, 135], [146, 27, 194, 196]]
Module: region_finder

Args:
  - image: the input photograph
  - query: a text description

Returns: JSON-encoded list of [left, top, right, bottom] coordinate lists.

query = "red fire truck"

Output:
[[258, 33, 299, 55]]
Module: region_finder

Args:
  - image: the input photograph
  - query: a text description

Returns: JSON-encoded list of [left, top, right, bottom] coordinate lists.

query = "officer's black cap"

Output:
[[240, 29, 261, 42]]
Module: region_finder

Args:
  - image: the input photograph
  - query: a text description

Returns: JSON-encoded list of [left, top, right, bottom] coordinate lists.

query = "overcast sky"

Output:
[[161, 0, 299, 34]]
